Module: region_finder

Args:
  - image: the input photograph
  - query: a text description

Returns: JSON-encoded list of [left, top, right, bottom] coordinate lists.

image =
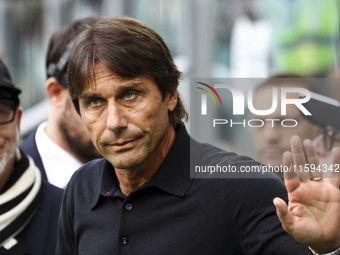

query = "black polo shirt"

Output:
[[57, 125, 311, 254]]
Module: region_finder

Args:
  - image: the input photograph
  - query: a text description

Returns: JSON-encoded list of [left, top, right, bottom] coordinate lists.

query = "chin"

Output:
[[113, 162, 139, 170], [110, 156, 143, 170]]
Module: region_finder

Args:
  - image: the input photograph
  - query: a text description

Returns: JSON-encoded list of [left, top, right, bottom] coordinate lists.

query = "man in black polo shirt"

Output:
[[57, 16, 340, 254]]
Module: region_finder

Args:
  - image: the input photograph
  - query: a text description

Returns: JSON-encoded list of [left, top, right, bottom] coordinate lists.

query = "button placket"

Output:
[[120, 198, 135, 248]]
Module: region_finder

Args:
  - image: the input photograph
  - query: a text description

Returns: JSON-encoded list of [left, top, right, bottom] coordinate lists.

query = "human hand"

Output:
[[273, 135, 340, 253]]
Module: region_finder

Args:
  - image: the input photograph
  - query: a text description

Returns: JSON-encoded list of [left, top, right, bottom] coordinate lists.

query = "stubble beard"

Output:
[[0, 132, 19, 175], [59, 121, 101, 162]]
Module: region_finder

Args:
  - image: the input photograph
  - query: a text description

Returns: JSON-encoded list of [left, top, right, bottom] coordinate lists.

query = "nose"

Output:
[[106, 103, 128, 132], [313, 134, 326, 156]]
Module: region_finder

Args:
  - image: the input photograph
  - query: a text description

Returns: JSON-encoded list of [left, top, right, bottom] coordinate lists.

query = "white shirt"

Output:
[[35, 122, 83, 189]]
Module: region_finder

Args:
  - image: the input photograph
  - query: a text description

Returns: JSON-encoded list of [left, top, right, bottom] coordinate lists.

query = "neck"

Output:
[[116, 125, 177, 196]]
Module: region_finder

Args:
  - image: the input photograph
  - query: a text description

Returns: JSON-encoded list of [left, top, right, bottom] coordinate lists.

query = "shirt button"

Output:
[[122, 237, 128, 245], [125, 204, 133, 211]]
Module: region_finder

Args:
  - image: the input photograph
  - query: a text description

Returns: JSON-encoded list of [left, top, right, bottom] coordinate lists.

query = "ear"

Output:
[[45, 77, 67, 107], [15, 107, 22, 130], [167, 90, 178, 112]]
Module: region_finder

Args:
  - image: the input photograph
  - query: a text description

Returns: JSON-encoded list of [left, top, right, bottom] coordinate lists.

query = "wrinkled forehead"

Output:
[[81, 63, 154, 94], [81, 63, 116, 94]]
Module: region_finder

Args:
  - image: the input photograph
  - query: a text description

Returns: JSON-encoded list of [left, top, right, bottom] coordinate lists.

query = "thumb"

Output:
[[273, 197, 293, 233]]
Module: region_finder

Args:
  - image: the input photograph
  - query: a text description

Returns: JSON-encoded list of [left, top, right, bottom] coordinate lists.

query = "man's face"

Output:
[[57, 88, 101, 162], [313, 126, 340, 167], [0, 90, 21, 174], [252, 85, 318, 167], [78, 63, 177, 170]]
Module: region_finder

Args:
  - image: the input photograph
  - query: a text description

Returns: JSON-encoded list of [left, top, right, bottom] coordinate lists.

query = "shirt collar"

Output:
[[144, 124, 192, 196], [35, 122, 83, 188], [90, 159, 122, 209], [91, 124, 193, 209]]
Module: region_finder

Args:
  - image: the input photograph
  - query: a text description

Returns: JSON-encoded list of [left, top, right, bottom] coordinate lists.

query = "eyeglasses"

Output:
[[317, 127, 340, 151], [0, 98, 16, 125]]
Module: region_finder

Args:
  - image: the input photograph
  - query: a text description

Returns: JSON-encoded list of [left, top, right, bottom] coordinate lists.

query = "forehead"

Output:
[[82, 63, 157, 95], [93, 63, 124, 82]]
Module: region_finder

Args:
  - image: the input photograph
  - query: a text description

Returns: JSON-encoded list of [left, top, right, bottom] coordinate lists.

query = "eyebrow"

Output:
[[79, 93, 101, 101], [79, 81, 145, 100], [117, 82, 145, 93]]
